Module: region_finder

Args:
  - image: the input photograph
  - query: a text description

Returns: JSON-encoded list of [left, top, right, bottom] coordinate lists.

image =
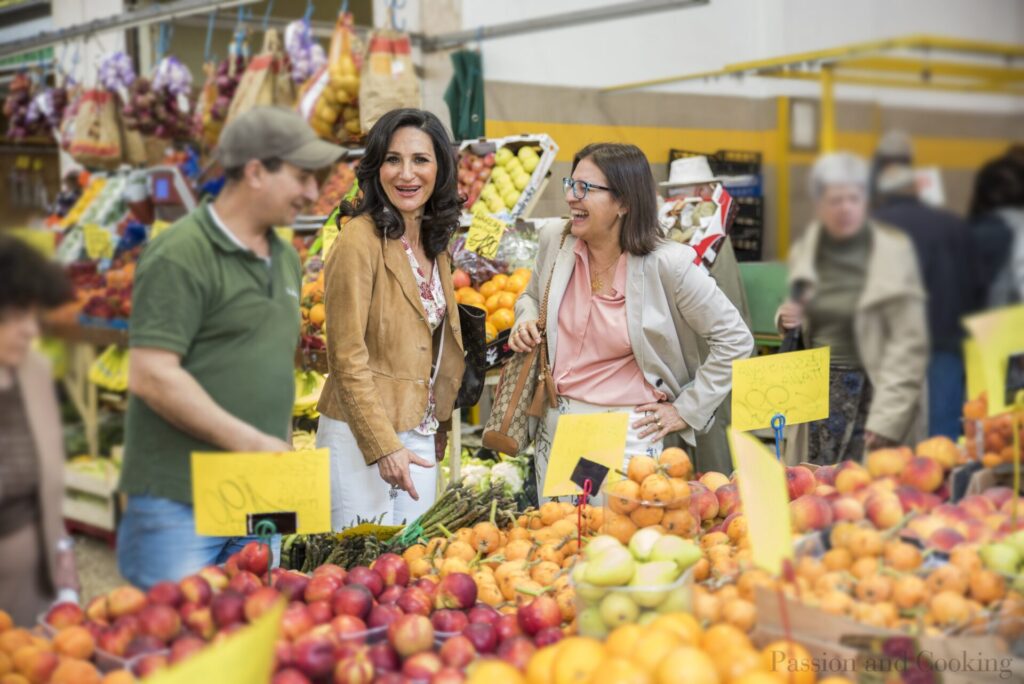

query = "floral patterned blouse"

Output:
[[400, 236, 447, 435]]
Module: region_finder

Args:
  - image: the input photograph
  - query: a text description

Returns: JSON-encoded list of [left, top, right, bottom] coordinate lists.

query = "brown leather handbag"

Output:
[[482, 239, 563, 454]]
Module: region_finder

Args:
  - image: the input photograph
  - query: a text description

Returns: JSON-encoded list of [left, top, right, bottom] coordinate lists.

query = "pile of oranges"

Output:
[[454, 268, 532, 342], [300, 272, 326, 333]]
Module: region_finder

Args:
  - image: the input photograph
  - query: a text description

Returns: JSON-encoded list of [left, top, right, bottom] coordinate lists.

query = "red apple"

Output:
[[211, 590, 246, 628], [494, 614, 522, 643], [785, 466, 817, 500], [517, 595, 560, 636], [274, 571, 310, 602], [371, 553, 410, 588], [498, 636, 537, 670], [244, 587, 282, 623], [439, 634, 477, 668], [281, 602, 315, 641], [305, 575, 342, 604], [138, 603, 182, 642], [367, 641, 400, 673], [403, 652, 442, 679], [467, 604, 500, 626], [900, 457, 944, 493], [378, 585, 403, 605], [333, 585, 373, 620], [373, 673, 403, 684], [228, 570, 263, 595], [179, 575, 213, 606], [307, 600, 333, 625], [432, 609, 469, 634], [714, 483, 741, 517], [461, 622, 498, 654], [345, 567, 384, 597], [147, 581, 184, 608], [789, 494, 834, 533], [239, 541, 272, 576], [387, 614, 434, 658], [396, 586, 433, 616], [435, 573, 478, 611], [368, 603, 404, 630], [533, 626, 563, 647], [292, 632, 337, 680], [272, 668, 312, 684], [108, 586, 148, 618], [334, 650, 375, 684], [199, 565, 230, 592], [690, 483, 720, 521], [45, 602, 85, 629], [169, 635, 206, 664]]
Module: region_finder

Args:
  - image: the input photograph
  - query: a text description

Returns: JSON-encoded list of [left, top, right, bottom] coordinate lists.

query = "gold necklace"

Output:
[[590, 257, 619, 293]]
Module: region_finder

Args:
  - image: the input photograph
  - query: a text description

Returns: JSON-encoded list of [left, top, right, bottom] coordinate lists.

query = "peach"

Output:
[[814, 464, 837, 486], [905, 514, 943, 542], [927, 527, 967, 553], [100, 671, 136, 684], [179, 575, 213, 607], [1001, 498, 1024, 517], [916, 436, 959, 470], [900, 457, 944, 493], [52, 625, 95, 659], [789, 494, 834, 533], [690, 485, 719, 522], [137, 604, 181, 643], [107, 586, 148, 619], [44, 603, 84, 630], [785, 466, 817, 501], [835, 464, 871, 494], [51, 659, 101, 684], [830, 497, 865, 522], [181, 604, 215, 640], [200, 566, 231, 592], [894, 486, 929, 514], [715, 484, 741, 518], [699, 471, 730, 493], [865, 494, 904, 530], [865, 447, 912, 479], [958, 495, 996, 520], [814, 484, 838, 499], [983, 487, 1014, 509], [13, 646, 58, 683], [97, 624, 135, 657]]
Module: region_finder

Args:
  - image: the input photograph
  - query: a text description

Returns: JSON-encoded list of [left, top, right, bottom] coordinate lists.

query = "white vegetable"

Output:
[[491, 461, 524, 494]]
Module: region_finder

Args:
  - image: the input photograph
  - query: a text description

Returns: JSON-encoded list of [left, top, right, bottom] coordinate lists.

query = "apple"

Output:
[[312, 563, 347, 582], [387, 614, 434, 658], [368, 603, 404, 629], [831, 496, 866, 522], [211, 590, 246, 628], [532, 626, 563, 648], [169, 635, 206, 664], [45, 602, 85, 629], [433, 667, 467, 684], [272, 669, 312, 684], [785, 466, 817, 500], [276, 639, 294, 670], [494, 614, 522, 642], [331, 615, 369, 643], [228, 570, 263, 595], [414, 577, 439, 599], [292, 633, 336, 680], [345, 567, 384, 597], [396, 586, 433, 616], [900, 457, 944, 493], [306, 600, 332, 626], [146, 581, 184, 608], [467, 603, 500, 626], [108, 586, 148, 618], [243, 587, 281, 623], [199, 565, 230, 592], [138, 603, 182, 642], [332, 585, 373, 620], [281, 602, 315, 641], [516, 595, 560, 637], [439, 634, 477, 668], [789, 494, 834, 533], [378, 585, 403, 605], [435, 573, 478, 611], [274, 571, 310, 602], [179, 575, 213, 606], [371, 553, 410, 588], [431, 609, 469, 634], [367, 641, 400, 673], [497, 635, 537, 669], [461, 621, 498, 654]]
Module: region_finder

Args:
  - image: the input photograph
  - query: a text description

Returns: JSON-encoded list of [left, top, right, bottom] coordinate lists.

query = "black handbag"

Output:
[[455, 303, 487, 408]]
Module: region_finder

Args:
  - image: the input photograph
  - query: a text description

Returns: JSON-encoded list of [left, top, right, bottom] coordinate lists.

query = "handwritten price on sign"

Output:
[[465, 210, 508, 260], [191, 449, 331, 537], [83, 224, 114, 260], [731, 347, 830, 431]]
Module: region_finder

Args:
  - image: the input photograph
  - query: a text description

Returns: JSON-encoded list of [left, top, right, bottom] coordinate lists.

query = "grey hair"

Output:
[[809, 152, 869, 199]]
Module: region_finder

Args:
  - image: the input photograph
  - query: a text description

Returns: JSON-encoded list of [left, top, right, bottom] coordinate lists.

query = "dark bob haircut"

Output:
[[339, 108, 462, 260], [571, 143, 661, 256], [0, 235, 72, 314]]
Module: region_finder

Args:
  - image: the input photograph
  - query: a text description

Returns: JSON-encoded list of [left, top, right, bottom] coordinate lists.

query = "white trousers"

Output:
[[316, 415, 438, 530]]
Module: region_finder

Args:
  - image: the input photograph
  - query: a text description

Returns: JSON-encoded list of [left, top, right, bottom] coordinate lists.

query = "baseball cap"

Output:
[[217, 107, 345, 170]]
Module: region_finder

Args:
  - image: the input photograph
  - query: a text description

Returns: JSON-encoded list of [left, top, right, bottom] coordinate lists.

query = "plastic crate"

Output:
[[669, 148, 762, 177]]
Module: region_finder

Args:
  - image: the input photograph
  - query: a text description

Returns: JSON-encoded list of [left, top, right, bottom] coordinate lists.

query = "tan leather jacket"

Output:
[[317, 215, 465, 464]]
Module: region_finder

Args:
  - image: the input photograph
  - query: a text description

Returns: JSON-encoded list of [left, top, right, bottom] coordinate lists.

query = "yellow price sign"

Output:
[[191, 449, 332, 536], [150, 220, 173, 239], [145, 600, 283, 684], [275, 227, 295, 243], [964, 305, 1024, 418], [465, 209, 508, 260], [963, 338, 986, 402], [731, 347, 830, 432], [542, 412, 628, 498], [8, 228, 55, 257], [82, 224, 114, 260], [728, 428, 793, 575]]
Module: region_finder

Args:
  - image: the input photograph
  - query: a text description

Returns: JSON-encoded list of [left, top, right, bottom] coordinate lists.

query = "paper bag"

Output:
[[358, 29, 420, 132], [68, 89, 123, 169], [226, 29, 296, 124]]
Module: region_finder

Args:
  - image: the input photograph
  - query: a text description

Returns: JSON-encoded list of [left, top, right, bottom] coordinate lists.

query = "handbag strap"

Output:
[[537, 232, 569, 334]]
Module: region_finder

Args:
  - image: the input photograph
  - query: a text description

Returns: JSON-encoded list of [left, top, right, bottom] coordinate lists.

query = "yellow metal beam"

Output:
[[776, 96, 791, 260], [835, 57, 1024, 82], [760, 69, 1024, 95], [820, 67, 836, 153]]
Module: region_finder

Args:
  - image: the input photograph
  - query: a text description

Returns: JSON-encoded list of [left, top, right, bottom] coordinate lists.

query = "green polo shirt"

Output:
[[119, 201, 301, 504]]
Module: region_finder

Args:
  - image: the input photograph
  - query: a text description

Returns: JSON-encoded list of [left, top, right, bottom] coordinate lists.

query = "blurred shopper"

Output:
[[0, 236, 80, 625], [777, 152, 928, 464], [872, 132, 970, 439], [317, 109, 465, 529], [117, 108, 342, 588], [968, 152, 1024, 308], [510, 143, 753, 495]]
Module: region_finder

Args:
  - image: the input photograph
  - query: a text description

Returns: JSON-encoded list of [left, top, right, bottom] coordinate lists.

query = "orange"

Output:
[[552, 637, 604, 684], [491, 274, 509, 290], [526, 644, 559, 684], [714, 647, 762, 682], [605, 624, 644, 659], [647, 614, 701, 645], [760, 640, 815, 684], [629, 505, 664, 528], [626, 455, 658, 484], [485, 321, 498, 342], [701, 622, 752, 653], [468, 660, 526, 684], [732, 673, 786, 684], [491, 308, 515, 332], [506, 274, 528, 293], [514, 267, 533, 280], [463, 292, 487, 310], [630, 628, 680, 673], [657, 448, 693, 479], [497, 291, 518, 309], [484, 293, 502, 313], [457, 286, 477, 299], [654, 646, 718, 684], [588, 658, 650, 684], [308, 303, 326, 326], [479, 281, 499, 298], [722, 598, 757, 632]]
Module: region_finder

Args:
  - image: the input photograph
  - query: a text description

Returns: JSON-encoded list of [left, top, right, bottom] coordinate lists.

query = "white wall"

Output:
[[51, 0, 126, 87], [461, 0, 1024, 113]]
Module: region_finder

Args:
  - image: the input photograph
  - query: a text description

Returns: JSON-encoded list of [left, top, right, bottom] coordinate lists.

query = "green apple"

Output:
[[628, 561, 679, 608], [656, 587, 693, 614], [577, 607, 608, 638], [505, 158, 525, 176], [494, 176, 514, 193], [583, 547, 635, 587], [980, 543, 1022, 575], [491, 166, 510, 182], [486, 195, 505, 214], [495, 147, 514, 166], [650, 536, 702, 570], [502, 189, 520, 209], [599, 592, 639, 629], [628, 528, 663, 562], [521, 154, 539, 173], [1006, 530, 1024, 560], [517, 146, 539, 162], [471, 201, 486, 214], [512, 172, 531, 191], [584, 535, 624, 561], [480, 184, 499, 201]]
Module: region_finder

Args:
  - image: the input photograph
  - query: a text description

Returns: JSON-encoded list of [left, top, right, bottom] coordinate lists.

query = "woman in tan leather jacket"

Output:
[[316, 109, 465, 529]]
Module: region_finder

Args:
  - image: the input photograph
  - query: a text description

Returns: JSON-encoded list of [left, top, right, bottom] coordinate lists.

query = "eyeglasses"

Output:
[[563, 177, 614, 200]]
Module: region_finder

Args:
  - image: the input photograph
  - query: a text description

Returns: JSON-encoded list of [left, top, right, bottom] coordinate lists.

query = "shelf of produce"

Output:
[[62, 458, 119, 537]]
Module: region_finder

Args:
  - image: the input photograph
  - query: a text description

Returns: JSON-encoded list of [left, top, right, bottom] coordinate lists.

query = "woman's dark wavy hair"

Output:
[[0, 235, 72, 315], [338, 108, 463, 259]]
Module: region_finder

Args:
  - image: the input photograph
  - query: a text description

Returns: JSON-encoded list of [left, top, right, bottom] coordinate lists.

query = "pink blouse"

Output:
[[553, 241, 666, 406]]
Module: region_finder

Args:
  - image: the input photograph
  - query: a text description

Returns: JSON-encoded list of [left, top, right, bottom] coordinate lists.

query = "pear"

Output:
[[650, 535, 702, 570], [577, 606, 608, 638], [571, 561, 607, 602], [627, 561, 680, 607], [584, 535, 624, 560], [628, 528, 664, 562], [1006, 530, 1024, 560], [657, 587, 693, 614], [980, 543, 1022, 576], [637, 611, 659, 627], [599, 592, 640, 629], [583, 547, 635, 587]]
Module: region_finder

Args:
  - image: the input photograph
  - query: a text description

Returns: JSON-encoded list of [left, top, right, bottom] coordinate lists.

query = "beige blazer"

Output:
[[514, 222, 754, 443], [781, 221, 929, 463], [15, 350, 66, 591]]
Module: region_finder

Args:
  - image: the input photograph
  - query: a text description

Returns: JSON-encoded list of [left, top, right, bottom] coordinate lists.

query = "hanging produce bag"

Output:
[[195, 42, 248, 151], [67, 89, 123, 169], [358, 28, 420, 132], [88, 345, 129, 392], [297, 12, 361, 142], [226, 28, 296, 124]]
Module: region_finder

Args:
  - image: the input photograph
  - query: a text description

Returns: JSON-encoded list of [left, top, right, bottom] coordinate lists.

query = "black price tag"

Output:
[[1005, 351, 1024, 406], [570, 457, 610, 494], [246, 511, 297, 536]]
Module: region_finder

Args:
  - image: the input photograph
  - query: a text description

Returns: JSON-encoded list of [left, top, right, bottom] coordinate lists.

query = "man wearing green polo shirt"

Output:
[[117, 108, 343, 588]]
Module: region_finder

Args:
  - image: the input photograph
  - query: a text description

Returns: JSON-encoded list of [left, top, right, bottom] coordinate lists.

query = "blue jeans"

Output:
[[928, 351, 964, 440], [117, 495, 280, 590]]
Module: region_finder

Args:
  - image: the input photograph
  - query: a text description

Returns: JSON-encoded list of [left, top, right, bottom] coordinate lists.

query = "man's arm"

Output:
[[129, 347, 291, 452]]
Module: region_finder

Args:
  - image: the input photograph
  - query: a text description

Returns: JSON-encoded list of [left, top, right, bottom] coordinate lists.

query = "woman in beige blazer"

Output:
[[510, 143, 754, 497], [0, 235, 80, 626], [777, 153, 928, 465]]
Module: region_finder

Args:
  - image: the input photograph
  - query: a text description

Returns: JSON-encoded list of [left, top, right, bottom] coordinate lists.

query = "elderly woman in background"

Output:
[[777, 153, 928, 464], [0, 236, 80, 625]]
